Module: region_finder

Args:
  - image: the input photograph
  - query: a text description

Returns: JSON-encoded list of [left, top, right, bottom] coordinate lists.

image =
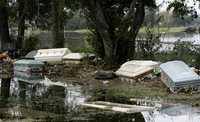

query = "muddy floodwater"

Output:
[[0, 77, 200, 122], [137, 32, 200, 51]]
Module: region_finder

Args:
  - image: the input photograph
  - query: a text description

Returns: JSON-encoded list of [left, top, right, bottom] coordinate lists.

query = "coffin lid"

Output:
[[14, 59, 44, 65]]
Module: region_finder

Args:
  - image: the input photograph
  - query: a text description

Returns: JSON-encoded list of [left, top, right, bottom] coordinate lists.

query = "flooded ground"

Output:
[[0, 78, 144, 122], [142, 104, 200, 122], [160, 32, 200, 45], [0, 77, 200, 122], [160, 32, 200, 51], [137, 32, 200, 51]]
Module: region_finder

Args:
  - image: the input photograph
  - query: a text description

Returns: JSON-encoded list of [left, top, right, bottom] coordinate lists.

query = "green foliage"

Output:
[[155, 52, 177, 62], [0, 0, 6, 7], [167, 0, 198, 18], [7, 0, 80, 29], [85, 31, 105, 58], [80, 0, 158, 64], [143, 7, 160, 27], [65, 10, 87, 30], [136, 27, 161, 60], [72, 47, 95, 53], [158, 11, 196, 27], [82, 0, 156, 33], [173, 41, 195, 63], [193, 46, 200, 69], [156, 41, 200, 68]]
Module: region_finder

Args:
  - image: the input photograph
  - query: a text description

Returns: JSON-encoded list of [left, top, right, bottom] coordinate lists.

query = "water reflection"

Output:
[[0, 76, 147, 121], [64, 84, 87, 112], [0, 77, 89, 121], [142, 104, 200, 122], [138, 32, 200, 51], [1, 76, 200, 121], [161, 33, 200, 45], [138, 32, 200, 45]]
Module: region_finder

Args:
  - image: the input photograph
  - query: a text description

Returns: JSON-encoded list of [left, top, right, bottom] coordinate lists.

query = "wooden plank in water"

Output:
[[81, 101, 155, 113]]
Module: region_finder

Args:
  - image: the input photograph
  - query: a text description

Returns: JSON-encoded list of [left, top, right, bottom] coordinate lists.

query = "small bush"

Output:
[[72, 47, 95, 53], [193, 46, 200, 69], [85, 31, 104, 57], [135, 27, 161, 60], [155, 40, 200, 69]]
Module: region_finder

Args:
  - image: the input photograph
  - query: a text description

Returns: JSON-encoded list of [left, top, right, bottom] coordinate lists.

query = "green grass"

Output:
[[65, 29, 92, 34], [66, 27, 186, 34], [71, 47, 95, 53], [65, 27, 186, 34], [139, 27, 186, 33], [29, 27, 187, 36], [103, 81, 200, 106]]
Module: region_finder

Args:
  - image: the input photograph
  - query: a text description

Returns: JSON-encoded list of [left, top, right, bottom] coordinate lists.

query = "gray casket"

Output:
[[160, 60, 200, 92], [14, 59, 44, 83]]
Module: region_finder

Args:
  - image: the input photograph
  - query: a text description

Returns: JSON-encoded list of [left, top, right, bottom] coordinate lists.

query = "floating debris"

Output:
[[142, 104, 200, 122], [81, 101, 155, 113]]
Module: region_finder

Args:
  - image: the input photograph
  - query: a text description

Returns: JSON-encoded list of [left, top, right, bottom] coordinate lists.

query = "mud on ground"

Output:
[[46, 61, 200, 106]]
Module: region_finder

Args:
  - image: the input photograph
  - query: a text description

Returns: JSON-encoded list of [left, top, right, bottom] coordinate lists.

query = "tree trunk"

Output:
[[129, 2, 145, 59], [0, 0, 11, 51], [85, 1, 117, 65], [52, 0, 65, 48], [116, 2, 145, 62], [81, 0, 146, 65], [16, 0, 26, 50], [1, 78, 11, 98], [92, 31, 105, 58]]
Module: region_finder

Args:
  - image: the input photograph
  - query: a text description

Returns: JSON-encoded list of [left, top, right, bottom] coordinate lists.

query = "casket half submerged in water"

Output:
[[14, 59, 44, 83]]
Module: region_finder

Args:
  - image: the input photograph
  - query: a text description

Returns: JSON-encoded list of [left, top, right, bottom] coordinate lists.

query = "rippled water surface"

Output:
[[0, 77, 200, 122], [138, 32, 200, 51]]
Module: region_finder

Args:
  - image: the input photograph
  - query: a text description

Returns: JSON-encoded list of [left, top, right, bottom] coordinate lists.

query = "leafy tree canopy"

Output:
[[167, 0, 199, 18]]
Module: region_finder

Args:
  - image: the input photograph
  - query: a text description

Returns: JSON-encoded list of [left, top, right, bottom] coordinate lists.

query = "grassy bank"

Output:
[[52, 61, 200, 107], [65, 29, 92, 34], [139, 27, 187, 33], [64, 27, 187, 34], [102, 79, 200, 106], [88, 78, 200, 106]]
